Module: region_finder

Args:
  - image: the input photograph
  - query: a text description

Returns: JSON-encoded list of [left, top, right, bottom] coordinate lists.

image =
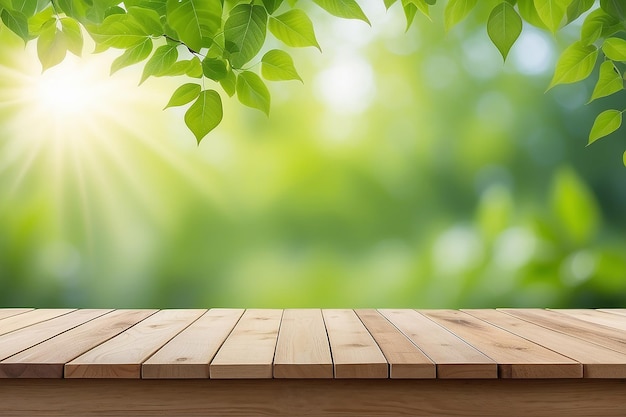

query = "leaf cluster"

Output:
[[0, 0, 624, 159]]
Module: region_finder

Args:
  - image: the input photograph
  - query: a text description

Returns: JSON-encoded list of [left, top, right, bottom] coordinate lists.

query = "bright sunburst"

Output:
[[0, 28, 225, 262]]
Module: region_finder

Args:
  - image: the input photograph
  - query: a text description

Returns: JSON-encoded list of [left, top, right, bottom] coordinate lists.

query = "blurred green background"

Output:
[[0, 1, 625, 308]]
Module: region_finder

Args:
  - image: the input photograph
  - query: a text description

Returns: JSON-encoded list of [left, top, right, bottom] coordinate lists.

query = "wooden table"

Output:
[[1, 308, 626, 416]]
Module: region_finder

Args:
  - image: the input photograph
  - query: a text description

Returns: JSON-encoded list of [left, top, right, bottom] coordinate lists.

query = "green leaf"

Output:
[[261, 49, 302, 81], [312, 0, 370, 25], [548, 41, 598, 89], [589, 60, 623, 102], [588, 109, 622, 144], [402, 2, 418, 30], [403, 0, 430, 21], [384, 0, 398, 8], [220, 69, 237, 97], [12, 0, 37, 17], [580, 9, 621, 45], [127, 6, 162, 36], [224, 4, 268, 69], [551, 166, 600, 245], [160, 59, 193, 76], [88, 13, 151, 50], [600, 0, 626, 20], [83, 0, 127, 24], [60, 17, 83, 56], [124, 0, 167, 16], [1, 9, 29, 42], [566, 0, 594, 23], [444, 0, 477, 31], [268, 9, 320, 50], [110, 38, 152, 74], [517, 0, 548, 29], [623, 150, 626, 166], [28, 7, 53, 36], [487, 2, 522, 62], [185, 89, 223, 143], [202, 57, 227, 81], [603, 37, 626, 61], [37, 20, 67, 70], [164, 83, 201, 109], [262, 0, 283, 14], [165, 0, 222, 53], [104, 6, 126, 19], [140, 43, 178, 83], [56, 0, 89, 23], [236, 70, 271, 115], [533, 0, 569, 33], [187, 56, 203, 78]]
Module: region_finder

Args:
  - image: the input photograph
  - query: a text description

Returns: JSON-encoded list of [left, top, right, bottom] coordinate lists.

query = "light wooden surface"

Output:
[[379, 309, 497, 378], [465, 309, 626, 378], [421, 310, 581, 378], [501, 308, 626, 355], [0, 308, 625, 380], [65, 309, 205, 378], [273, 309, 333, 378], [2, 308, 626, 416], [323, 309, 388, 378], [356, 309, 435, 378], [209, 309, 282, 379], [1, 309, 155, 378], [0, 309, 75, 336], [142, 309, 244, 379]]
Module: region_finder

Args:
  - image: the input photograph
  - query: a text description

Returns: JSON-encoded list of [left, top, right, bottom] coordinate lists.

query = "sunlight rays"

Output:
[[0, 29, 229, 259]]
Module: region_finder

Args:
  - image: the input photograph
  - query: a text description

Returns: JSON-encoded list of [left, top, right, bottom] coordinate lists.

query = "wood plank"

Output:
[[379, 309, 496, 379], [0, 310, 156, 378], [142, 309, 244, 379], [0, 309, 75, 336], [2, 379, 626, 417], [273, 309, 333, 378], [356, 309, 435, 379], [551, 309, 626, 331], [65, 310, 205, 378], [421, 310, 581, 378], [0, 309, 33, 321], [210, 309, 282, 379], [500, 309, 626, 355], [0, 309, 110, 362], [597, 309, 626, 317], [464, 309, 626, 378], [322, 309, 388, 378]]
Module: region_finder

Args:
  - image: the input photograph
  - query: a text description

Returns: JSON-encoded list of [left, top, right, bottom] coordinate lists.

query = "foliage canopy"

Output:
[[1, 0, 625, 160]]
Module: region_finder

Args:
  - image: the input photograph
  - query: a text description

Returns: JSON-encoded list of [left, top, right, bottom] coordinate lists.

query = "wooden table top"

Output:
[[0, 308, 625, 380]]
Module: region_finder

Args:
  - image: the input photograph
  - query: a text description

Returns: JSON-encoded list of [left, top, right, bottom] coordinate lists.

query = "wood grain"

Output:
[[322, 309, 388, 378], [0, 310, 156, 378], [0, 309, 33, 321], [597, 309, 626, 317], [0, 309, 75, 337], [550, 309, 626, 331], [142, 309, 244, 379], [65, 310, 205, 378], [0, 309, 109, 362], [1, 379, 626, 417], [379, 309, 496, 379], [500, 308, 626, 355], [356, 309, 435, 379], [273, 309, 333, 378], [210, 309, 282, 379], [422, 310, 581, 378], [464, 309, 626, 378]]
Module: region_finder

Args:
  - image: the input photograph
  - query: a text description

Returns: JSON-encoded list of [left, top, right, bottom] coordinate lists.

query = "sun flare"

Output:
[[0, 30, 224, 255]]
